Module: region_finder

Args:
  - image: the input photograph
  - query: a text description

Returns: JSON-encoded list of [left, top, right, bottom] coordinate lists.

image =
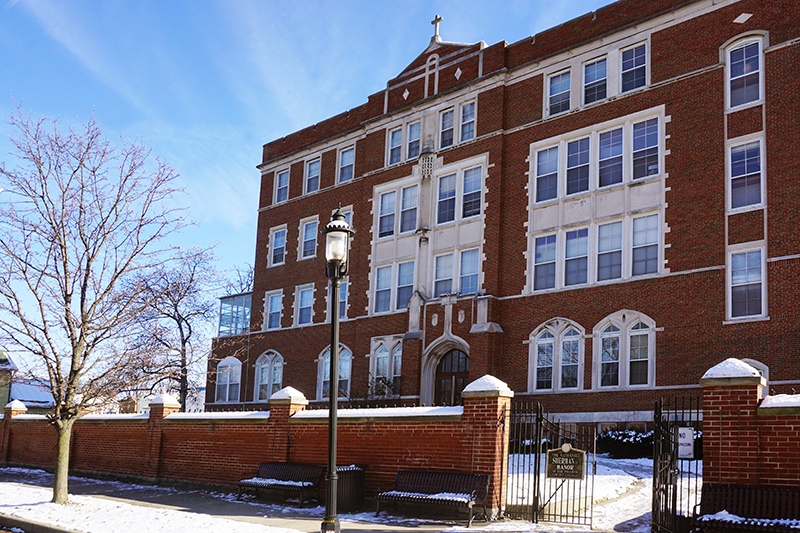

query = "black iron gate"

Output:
[[652, 397, 703, 533], [506, 401, 595, 527]]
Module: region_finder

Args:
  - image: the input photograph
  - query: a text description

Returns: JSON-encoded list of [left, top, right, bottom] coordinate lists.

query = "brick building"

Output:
[[206, 0, 800, 425]]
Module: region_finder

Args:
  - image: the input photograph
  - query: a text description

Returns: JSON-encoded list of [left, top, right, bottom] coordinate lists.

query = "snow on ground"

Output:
[[0, 455, 684, 533]]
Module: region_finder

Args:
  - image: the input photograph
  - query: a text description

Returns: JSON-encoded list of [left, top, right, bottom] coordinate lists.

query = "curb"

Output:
[[0, 512, 81, 533]]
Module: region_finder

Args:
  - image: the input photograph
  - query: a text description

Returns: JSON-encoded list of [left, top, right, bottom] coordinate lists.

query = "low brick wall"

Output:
[[1, 380, 511, 515]]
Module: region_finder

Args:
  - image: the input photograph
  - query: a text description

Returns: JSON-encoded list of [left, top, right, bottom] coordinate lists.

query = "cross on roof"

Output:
[[431, 14, 443, 39]]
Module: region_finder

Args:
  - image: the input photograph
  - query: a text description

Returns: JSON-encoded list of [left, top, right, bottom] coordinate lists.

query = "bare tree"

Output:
[[128, 247, 219, 411], [0, 109, 185, 504], [223, 263, 253, 295]]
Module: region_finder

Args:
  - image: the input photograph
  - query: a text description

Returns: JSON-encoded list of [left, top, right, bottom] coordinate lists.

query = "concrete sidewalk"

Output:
[[0, 469, 464, 533]]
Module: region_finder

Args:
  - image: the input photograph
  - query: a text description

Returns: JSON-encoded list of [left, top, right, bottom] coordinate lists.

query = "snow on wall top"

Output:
[[701, 358, 761, 380], [462, 375, 511, 393], [293, 405, 463, 420], [270, 386, 307, 402], [166, 411, 270, 420], [5, 399, 27, 410], [150, 393, 180, 407], [760, 394, 800, 409]]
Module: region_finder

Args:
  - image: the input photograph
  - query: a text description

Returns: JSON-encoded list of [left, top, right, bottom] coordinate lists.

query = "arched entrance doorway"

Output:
[[434, 349, 469, 406]]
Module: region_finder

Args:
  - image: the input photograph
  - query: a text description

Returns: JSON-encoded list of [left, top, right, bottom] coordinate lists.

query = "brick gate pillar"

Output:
[[461, 375, 513, 519], [2, 400, 28, 465], [700, 358, 765, 486], [268, 386, 308, 462]]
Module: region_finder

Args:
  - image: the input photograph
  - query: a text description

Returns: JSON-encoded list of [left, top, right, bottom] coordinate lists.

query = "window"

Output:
[[374, 265, 392, 313], [730, 140, 762, 209], [300, 219, 318, 259], [536, 146, 558, 202], [460, 102, 475, 142], [305, 159, 320, 194], [215, 357, 241, 403], [584, 58, 607, 104], [632, 119, 659, 179], [549, 71, 571, 115], [400, 185, 418, 233], [372, 340, 403, 397], [339, 147, 354, 183], [595, 312, 655, 389], [218, 293, 252, 337], [407, 122, 421, 159], [397, 261, 414, 310], [265, 291, 282, 330], [565, 228, 588, 286], [599, 128, 623, 187], [320, 345, 352, 399], [530, 320, 583, 392], [459, 249, 479, 294], [255, 351, 283, 401], [378, 191, 396, 238], [274, 169, 289, 203], [566, 137, 590, 195], [389, 128, 402, 165], [534, 235, 557, 291], [621, 44, 646, 92], [632, 214, 659, 276], [437, 174, 456, 224], [730, 249, 763, 318], [295, 286, 313, 325], [462, 167, 482, 218], [728, 40, 761, 108], [434, 254, 453, 297], [338, 280, 348, 319], [597, 222, 622, 281], [269, 227, 287, 266], [440, 109, 454, 149]]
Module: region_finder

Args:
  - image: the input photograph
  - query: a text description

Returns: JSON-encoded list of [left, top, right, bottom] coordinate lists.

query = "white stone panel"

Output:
[[531, 204, 560, 232], [562, 196, 592, 226], [595, 188, 626, 219], [630, 180, 662, 212]]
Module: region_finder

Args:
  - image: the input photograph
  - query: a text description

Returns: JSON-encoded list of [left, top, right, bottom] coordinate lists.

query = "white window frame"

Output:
[[460, 101, 476, 143], [436, 166, 484, 225], [298, 216, 319, 260], [583, 57, 608, 105], [268, 225, 287, 267], [378, 191, 397, 238], [396, 261, 415, 310], [317, 345, 352, 400], [726, 244, 766, 321], [407, 121, 421, 160], [373, 265, 392, 314], [274, 168, 290, 204], [564, 227, 589, 286], [620, 43, 647, 93], [370, 336, 403, 398], [434, 253, 454, 298], [388, 127, 403, 165], [459, 248, 480, 295], [725, 36, 764, 111], [727, 134, 765, 212], [338, 146, 355, 183], [304, 158, 320, 194], [439, 108, 455, 149], [254, 351, 284, 402], [215, 356, 241, 403], [528, 319, 584, 393], [548, 70, 571, 116], [264, 290, 283, 330], [592, 311, 656, 389], [294, 284, 314, 326]]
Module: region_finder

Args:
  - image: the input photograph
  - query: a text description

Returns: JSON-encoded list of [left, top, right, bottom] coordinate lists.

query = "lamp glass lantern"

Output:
[[323, 209, 354, 278]]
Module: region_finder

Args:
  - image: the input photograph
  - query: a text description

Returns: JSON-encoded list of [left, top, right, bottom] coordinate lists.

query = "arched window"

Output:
[[594, 311, 655, 389], [725, 36, 765, 110], [371, 339, 403, 397], [318, 345, 352, 400], [529, 319, 584, 392], [215, 357, 241, 403], [254, 351, 284, 402], [435, 349, 469, 406]]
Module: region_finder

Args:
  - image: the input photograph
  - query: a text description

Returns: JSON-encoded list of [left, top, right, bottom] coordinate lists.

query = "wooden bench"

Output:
[[237, 462, 325, 506], [376, 470, 490, 527], [694, 484, 800, 532]]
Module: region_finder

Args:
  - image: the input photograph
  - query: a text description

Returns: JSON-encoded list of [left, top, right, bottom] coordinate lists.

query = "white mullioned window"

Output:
[[305, 158, 320, 194], [295, 285, 314, 326], [371, 337, 403, 397], [548, 70, 571, 115], [269, 226, 287, 267], [400, 185, 418, 233], [536, 146, 559, 203], [407, 121, 421, 159], [388, 128, 403, 165], [436, 166, 483, 224], [374, 265, 392, 313], [727, 38, 762, 109], [597, 221, 623, 281], [265, 290, 282, 330], [529, 319, 584, 392], [434, 254, 454, 297], [339, 147, 354, 183], [437, 173, 457, 224], [729, 138, 763, 210], [215, 357, 241, 403], [440, 109, 455, 149], [375, 184, 417, 238], [598, 127, 623, 187], [274, 169, 289, 203], [378, 191, 396, 238], [396, 261, 414, 310], [621, 43, 647, 93], [534, 234, 557, 291], [594, 311, 655, 389], [460, 101, 475, 142], [632, 214, 659, 276], [728, 247, 765, 320], [373, 261, 415, 313], [459, 248, 480, 295], [564, 228, 588, 286], [566, 137, 590, 195], [318, 345, 352, 400], [299, 217, 318, 259], [584, 57, 607, 105], [254, 351, 284, 402]]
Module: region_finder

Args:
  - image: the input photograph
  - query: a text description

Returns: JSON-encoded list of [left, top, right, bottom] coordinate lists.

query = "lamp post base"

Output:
[[321, 517, 340, 533]]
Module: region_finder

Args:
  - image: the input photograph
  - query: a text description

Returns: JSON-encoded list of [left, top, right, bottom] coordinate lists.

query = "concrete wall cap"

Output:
[[149, 393, 181, 408], [701, 358, 761, 380], [269, 386, 308, 404], [5, 399, 27, 411], [461, 375, 514, 398]]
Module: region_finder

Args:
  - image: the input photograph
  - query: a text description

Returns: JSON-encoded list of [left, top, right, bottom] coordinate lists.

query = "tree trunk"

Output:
[[52, 419, 75, 504]]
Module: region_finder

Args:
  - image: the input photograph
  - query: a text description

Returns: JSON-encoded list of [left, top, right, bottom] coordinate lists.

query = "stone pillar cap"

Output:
[[700, 358, 766, 387], [461, 374, 514, 398], [4, 399, 27, 411], [269, 386, 308, 405], [149, 393, 181, 408]]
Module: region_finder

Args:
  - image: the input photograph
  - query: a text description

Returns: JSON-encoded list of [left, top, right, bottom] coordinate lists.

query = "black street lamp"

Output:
[[321, 208, 354, 533]]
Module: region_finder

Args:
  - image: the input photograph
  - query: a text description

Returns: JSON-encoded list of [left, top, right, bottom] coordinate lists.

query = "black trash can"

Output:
[[336, 465, 365, 512]]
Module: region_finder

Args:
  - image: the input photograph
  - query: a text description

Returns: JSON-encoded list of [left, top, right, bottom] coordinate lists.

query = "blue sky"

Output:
[[0, 0, 611, 280]]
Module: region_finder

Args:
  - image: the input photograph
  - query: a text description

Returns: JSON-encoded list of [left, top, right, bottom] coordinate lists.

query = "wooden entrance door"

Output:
[[434, 349, 469, 406]]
